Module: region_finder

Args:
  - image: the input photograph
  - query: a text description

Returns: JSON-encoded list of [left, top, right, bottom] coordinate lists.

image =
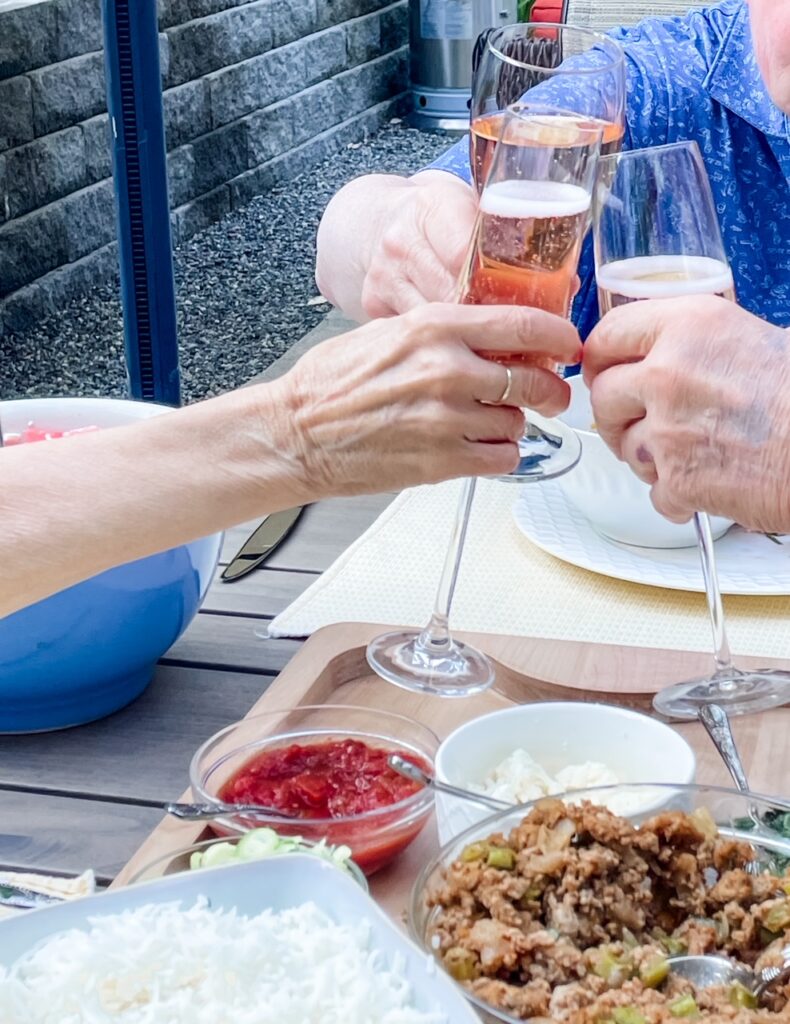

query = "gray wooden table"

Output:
[[0, 492, 391, 885]]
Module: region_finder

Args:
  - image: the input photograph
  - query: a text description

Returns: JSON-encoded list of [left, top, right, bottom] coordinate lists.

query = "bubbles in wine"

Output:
[[597, 255, 736, 313]]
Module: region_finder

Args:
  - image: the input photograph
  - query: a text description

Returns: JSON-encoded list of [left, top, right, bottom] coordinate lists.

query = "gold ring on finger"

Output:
[[494, 365, 514, 405]]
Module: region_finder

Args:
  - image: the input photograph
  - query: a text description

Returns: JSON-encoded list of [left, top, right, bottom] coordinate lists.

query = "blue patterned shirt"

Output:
[[430, 0, 790, 336]]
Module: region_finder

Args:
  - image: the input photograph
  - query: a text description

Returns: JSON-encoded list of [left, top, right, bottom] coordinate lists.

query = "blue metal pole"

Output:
[[102, 0, 181, 406]]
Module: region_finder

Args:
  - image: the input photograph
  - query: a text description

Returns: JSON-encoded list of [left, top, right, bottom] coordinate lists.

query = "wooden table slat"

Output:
[[201, 568, 319, 618], [163, 612, 304, 672], [0, 664, 272, 802], [0, 791, 163, 882]]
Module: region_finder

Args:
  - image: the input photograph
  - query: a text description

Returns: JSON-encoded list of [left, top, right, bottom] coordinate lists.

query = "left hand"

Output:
[[582, 295, 790, 531]]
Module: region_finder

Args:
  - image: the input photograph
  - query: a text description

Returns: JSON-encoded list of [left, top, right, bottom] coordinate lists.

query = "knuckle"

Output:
[[478, 442, 520, 475], [379, 224, 410, 261]]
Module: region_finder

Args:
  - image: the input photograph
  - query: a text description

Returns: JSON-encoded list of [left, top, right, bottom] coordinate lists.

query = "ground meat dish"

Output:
[[428, 800, 790, 1023]]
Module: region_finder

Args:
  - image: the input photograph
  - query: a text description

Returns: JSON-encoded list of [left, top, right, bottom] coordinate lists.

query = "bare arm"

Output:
[[315, 170, 478, 321], [1, 304, 581, 617]]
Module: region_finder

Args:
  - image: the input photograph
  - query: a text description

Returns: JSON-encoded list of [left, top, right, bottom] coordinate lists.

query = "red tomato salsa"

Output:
[[220, 738, 426, 819]]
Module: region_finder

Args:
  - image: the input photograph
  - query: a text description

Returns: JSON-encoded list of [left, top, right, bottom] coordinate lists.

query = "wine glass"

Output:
[[366, 105, 603, 697], [592, 140, 790, 719], [471, 22, 626, 193], [471, 22, 625, 481]]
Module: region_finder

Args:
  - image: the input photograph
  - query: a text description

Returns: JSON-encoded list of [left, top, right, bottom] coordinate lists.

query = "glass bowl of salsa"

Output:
[[189, 705, 439, 876]]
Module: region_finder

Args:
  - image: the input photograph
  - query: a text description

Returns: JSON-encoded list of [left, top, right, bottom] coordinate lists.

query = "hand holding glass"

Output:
[[365, 105, 601, 697], [592, 140, 790, 719]]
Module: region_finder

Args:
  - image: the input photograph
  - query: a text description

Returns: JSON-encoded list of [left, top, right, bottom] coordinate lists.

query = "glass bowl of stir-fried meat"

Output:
[[410, 785, 790, 1024]]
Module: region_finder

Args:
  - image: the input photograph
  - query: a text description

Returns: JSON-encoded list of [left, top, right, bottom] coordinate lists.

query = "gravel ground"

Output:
[[0, 121, 454, 403]]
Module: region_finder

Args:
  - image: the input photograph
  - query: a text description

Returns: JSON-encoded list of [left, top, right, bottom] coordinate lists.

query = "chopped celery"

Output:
[[729, 983, 758, 1010], [661, 937, 688, 957], [444, 947, 479, 981], [668, 995, 698, 1018], [640, 956, 669, 988], [460, 842, 489, 863], [763, 900, 790, 933], [612, 1007, 646, 1024], [486, 847, 516, 870], [592, 951, 620, 981]]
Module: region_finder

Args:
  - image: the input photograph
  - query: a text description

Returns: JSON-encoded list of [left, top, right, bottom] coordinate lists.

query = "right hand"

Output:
[[316, 171, 478, 321], [271, 303, 582, 498]]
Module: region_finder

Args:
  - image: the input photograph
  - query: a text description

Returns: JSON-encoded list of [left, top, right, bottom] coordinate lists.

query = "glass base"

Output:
[[653, 668, 790, 720], [366, 629, 495, 697], [498, 409, 582, 482]]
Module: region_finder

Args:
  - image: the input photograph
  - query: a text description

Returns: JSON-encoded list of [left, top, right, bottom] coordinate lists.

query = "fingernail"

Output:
[[636, 444, 654, 464]]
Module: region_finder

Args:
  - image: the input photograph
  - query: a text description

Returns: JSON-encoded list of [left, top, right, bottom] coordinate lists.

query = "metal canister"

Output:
[[408, 0, 519, 130]]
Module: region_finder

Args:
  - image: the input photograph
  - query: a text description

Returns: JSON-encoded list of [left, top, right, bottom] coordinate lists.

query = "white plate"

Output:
[[0, 856, 478, 1023], [513, 483, 790, 596]]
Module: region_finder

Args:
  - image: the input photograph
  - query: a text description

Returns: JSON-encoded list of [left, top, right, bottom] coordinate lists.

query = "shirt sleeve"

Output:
[[427, 135, 474, 185]]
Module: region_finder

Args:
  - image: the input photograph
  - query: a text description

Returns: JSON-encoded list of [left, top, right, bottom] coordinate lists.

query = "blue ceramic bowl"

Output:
[[0, 397, 223, 733]]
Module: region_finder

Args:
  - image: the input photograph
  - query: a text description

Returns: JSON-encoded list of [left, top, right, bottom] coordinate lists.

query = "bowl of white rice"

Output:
[[0, 855, 479, 1023], [434, 701, 696, 845]]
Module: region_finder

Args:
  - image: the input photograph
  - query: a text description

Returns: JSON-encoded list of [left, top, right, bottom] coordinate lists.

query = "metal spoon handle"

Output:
[[699, 703, 749, 792], [756, 946, 790, 999], [388, 754, 512, 811], [165, 801, 294, 821]]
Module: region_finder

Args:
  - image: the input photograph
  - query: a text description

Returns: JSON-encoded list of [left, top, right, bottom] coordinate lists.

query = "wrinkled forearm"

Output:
[[0, 381, 313, 618]]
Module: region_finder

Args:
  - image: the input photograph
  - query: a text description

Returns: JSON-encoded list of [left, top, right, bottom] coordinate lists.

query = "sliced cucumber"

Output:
[[236, 828, 281, 859], [199, 841, 238, 868]]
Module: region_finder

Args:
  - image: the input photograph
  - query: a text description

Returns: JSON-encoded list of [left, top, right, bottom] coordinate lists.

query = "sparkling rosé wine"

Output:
[[461, 179, 590, 366], [470, 111, 624, 192], [596, 255, 736, 313]]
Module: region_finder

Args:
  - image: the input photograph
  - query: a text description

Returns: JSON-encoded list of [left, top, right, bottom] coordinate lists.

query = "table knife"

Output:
[[221, 505, 304, 582]]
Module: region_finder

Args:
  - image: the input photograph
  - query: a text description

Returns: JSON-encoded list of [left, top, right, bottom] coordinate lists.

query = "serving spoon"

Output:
[[164, 800, 298, 821], [668, 951, 790, 1003], [387, 755, 512, 811], [698, 703, 777, 871]]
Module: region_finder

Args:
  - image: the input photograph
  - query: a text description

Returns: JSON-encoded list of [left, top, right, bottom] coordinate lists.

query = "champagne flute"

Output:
[[593, 140, 790, 719], [366, 105, 603, 697], [472, 22, 626, 191], [471, 22, 625, 481]]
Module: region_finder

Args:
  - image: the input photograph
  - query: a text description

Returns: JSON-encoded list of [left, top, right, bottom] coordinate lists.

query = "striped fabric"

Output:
[[564, 0, 707, 30]]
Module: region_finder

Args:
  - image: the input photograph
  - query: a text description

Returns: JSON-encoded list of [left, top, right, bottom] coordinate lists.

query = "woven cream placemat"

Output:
[[269, 479, 790, 657]]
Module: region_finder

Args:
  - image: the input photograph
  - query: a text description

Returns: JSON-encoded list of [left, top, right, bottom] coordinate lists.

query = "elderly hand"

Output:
[[583, 296, 790, 531], [276, 302, 581, 496], [316, 171, 478, 322]]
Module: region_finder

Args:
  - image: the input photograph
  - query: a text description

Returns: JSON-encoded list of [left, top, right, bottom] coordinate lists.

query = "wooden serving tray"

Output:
[[114, 622, 790, 922]]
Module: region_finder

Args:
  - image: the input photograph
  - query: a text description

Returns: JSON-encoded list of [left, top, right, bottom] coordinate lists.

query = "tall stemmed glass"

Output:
[[366, 106, 603, 697], [593, 141, 790, 719], [471, 22, 625, 480]]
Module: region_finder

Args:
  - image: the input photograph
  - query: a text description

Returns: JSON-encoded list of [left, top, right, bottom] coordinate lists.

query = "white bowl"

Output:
[[556, 375, 734, 548], [434, 701, 696, 846], [0, 856, 479, 1023]]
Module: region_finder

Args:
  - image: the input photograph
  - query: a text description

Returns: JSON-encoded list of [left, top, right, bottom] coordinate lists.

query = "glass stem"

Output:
[[694, 511, 733, 675], [416, 478, 477, 652]]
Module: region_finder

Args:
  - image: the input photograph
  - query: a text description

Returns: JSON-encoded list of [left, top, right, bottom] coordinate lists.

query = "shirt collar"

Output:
[[705, 1, 790, 140]]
